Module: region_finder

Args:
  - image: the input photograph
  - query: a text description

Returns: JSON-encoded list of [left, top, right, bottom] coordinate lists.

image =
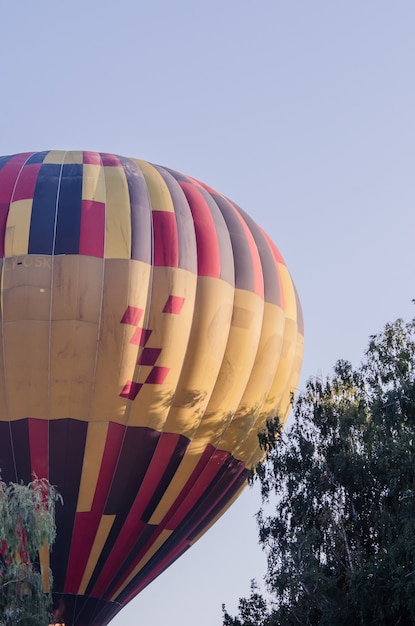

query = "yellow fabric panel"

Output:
[[191, 289, 264, 452], [2, 256, 51, 321], [49, 320, 100, 420], [110, 529, 173, 601], [82, 163, 106, 203], [246, 329, 305, 468], [277, 330, 304, 426], [103, 166, 131, 259], [221, 269, 302, 466], [128, 266, 197, 429], [78, 515, 115, 595], [39, 543, 50, 593], [132, 159, 175, 212], [237, 318, 300, 466], [148, 441, 205, 525], [232, 302, 285, 409], [89, 259, 152, 423], [278, 263, 297, 320], [1, 258, 52, 420], [264, 317, 299, 416], [218, 302, 285, 458], [0, 255, 106, 421], [206, 289, 264, 413], [63, 151, 83, 165], [250, 265, 299, 422], [77, 422, 109, 512], [5, 199, 32, 256], [51, 256, 103, 323], [3, 321, 49, 420], [43, 150, 66, 165], [162, 277, 234, 440], [49, 256, 102, 420], [239, 429, 265, 469]]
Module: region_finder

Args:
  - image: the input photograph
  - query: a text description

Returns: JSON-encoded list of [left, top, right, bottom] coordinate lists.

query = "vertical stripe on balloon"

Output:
[[54, 163, 83, 255], [28, 418, 49, 479], [0, 153, 33, 255], [28, 163, 62, 255], [119, 157, 152, 264]]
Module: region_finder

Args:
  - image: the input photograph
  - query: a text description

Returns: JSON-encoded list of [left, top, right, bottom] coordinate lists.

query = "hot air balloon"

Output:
[[0, 151, 303, 625]]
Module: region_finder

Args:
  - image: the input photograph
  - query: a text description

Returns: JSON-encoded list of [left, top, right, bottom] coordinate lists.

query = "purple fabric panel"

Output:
[[119, 157, 152, 263], [49, 419, 88, 592], [231, 202, 283, 306]]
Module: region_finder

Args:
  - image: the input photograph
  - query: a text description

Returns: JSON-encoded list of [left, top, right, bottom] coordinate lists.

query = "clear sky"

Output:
[[2, 1, 415, 624]]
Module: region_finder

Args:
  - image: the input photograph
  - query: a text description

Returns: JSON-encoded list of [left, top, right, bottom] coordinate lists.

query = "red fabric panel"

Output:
[[152, 211, 179, 267], [163, 448, 230, 530], [130, 327, 152, 346], [162, 295, 185, 314], [92, 434, 181, 598], [64, 422, 125, 594], [120, 306, 143, 326], [0, 153, 32, 203], [12, 163, 42, 201], [156, 444, 214, 528], [28, 419, 49, 479], [119, 381, 142, 400], [79, 200, 105, 258], [137, 348, 161, 366], [179, 181, 221, 278], [82, 151, 101, 166], [119, 459, 246, 604], [0, 153, 32, 255], [145, 366, 169, 384], [100, 153, 122, 167]]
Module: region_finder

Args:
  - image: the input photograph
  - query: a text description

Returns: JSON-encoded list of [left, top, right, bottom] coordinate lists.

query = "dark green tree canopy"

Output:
[[223, 317, 415, 626], [0, 477, 62, 626]]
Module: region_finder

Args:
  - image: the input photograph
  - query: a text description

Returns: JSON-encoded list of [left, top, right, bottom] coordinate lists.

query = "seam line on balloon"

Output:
[[47, 152, 66, 423], [86, 151, 107, 425], [1, 152, 36, 481]]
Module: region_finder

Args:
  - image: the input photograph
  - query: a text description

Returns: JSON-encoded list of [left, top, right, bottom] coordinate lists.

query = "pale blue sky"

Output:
[[2, 1, 415, 624]]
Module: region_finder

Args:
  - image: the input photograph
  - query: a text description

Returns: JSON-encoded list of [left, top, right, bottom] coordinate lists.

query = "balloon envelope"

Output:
[[0, 151, 303, 625]]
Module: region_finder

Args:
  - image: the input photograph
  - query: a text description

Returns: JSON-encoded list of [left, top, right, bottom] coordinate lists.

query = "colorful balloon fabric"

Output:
[[0, 151, 303, 625]]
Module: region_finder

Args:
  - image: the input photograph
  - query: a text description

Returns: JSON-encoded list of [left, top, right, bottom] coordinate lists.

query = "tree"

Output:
[[223, 317, 415, 625], [0, 477, 62, 626]]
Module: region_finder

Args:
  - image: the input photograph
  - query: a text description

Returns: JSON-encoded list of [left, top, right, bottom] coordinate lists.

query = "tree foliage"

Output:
[[223, 317, 415, 625], [0, 477, 62, 626]]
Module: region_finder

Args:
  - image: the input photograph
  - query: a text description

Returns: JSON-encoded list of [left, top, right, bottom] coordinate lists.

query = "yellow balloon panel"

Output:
[[164, 276, 234, 440], [191, 288, 265, 451], [5, 199, 32, 256], [102, 165, 131, 260], [3, 320, 49, 420], [89, 259, 152, 424]]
